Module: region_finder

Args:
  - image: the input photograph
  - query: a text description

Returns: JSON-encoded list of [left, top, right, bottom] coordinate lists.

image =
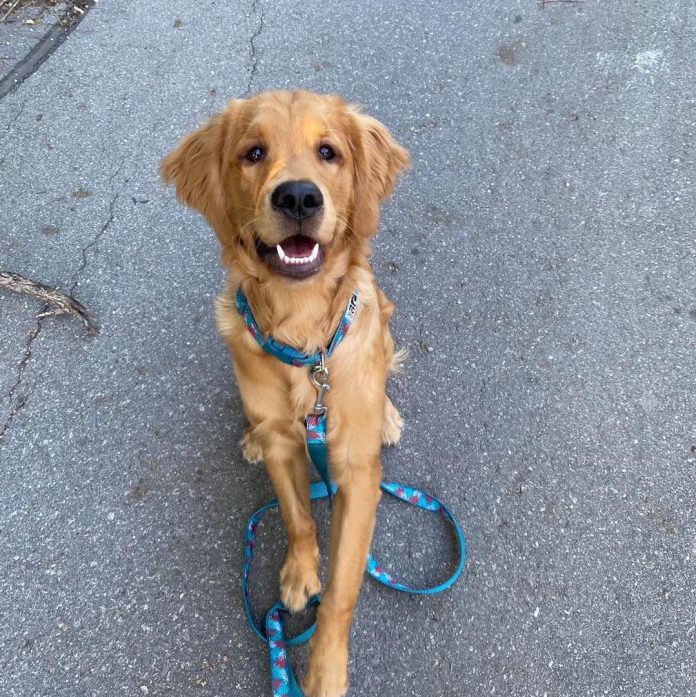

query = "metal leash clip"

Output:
[[310, 352, 330, 415]]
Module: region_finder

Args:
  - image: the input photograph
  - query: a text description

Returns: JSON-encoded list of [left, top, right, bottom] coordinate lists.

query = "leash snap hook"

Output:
[[310, 352, 330, 415]]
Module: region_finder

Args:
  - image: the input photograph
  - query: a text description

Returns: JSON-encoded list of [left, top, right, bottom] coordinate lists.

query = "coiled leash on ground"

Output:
[[236, 288, 466, 697]]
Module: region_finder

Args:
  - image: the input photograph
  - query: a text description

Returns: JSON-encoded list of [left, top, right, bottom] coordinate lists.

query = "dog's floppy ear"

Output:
[[160, 100, 244, 232], [349, 109, 410, 240]]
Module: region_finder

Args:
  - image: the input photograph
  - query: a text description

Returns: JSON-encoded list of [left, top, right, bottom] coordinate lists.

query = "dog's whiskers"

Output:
[[239, 216, 264, 238]]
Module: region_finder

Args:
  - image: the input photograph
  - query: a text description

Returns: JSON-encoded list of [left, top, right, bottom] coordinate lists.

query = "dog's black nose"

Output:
[[271, 180, 323, 221]]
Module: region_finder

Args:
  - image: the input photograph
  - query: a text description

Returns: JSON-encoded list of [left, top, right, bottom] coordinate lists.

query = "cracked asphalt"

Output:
[[1, 1, 695, 696]]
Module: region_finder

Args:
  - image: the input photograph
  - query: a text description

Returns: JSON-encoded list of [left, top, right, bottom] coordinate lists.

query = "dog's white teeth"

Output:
[[276, 244, 318, 265]]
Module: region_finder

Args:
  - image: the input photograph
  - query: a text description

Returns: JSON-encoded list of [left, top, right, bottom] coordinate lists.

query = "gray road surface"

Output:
[[0, 1, 67, 85], [1, 1, 695, 695]]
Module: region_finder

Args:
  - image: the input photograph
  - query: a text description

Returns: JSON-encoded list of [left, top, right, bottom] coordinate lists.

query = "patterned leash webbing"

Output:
[[242, 481, 466, 696], [235, 287, 466, 696]]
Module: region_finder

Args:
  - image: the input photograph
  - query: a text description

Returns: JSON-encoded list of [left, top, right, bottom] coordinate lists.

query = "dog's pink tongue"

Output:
[[280, 235, 315, 257]]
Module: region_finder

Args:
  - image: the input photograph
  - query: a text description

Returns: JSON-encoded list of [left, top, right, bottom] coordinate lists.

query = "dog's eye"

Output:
[[318, 144, 336, 161], [245, 146, 264, 163]]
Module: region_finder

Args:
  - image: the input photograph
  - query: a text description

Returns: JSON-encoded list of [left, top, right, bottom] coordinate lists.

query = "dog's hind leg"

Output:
[[382, 396, 403, 446], [377, 288, 405, 447], [240, 426, 264, 464]]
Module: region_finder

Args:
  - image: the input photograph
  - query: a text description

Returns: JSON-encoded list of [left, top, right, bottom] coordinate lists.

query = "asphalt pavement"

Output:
[[1, 1, 695, 695]]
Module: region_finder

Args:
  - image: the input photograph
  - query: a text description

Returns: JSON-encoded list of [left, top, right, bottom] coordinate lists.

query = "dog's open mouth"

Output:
[[256, 234, 324, 279]]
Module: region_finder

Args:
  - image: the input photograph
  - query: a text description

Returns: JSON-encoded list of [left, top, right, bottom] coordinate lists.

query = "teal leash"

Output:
[[236, 288, 466, 696]]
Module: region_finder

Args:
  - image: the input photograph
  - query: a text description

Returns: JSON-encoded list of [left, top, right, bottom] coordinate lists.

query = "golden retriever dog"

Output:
[[161, 90, 409, 697]]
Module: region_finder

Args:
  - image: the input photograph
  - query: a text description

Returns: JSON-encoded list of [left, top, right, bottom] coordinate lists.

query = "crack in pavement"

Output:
[[0, 194, 119, 443], [69, 193, 118, 295], [108, 153, 129, 186], [245, 0, 265, 97], [0, 317, 45, 443]]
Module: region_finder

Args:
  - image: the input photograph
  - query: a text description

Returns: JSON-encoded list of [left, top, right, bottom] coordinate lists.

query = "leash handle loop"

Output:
[[367, 481, 466, 595]]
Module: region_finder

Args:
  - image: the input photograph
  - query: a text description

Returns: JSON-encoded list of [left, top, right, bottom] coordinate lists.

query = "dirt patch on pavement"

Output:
[[0, 0, 95, 98], [1, 0, 91, 26]]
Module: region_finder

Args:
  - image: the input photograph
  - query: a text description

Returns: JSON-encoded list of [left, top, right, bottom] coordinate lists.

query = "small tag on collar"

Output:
[[345, 291, 359, 322]]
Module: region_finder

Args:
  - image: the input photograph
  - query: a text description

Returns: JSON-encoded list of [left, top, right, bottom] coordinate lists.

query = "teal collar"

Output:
[[235, 287, 359, 367]]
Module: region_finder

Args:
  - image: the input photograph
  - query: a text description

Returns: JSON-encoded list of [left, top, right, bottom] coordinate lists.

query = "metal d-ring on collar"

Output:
[[305, 351, 332, 509], [310, 352, 330, 415]]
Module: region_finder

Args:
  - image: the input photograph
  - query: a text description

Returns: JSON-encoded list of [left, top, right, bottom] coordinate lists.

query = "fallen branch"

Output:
[[0, 271, 99, 335]]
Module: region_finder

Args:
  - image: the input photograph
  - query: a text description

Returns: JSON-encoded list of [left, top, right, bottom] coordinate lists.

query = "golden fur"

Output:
[[161, 90, 409, 697]]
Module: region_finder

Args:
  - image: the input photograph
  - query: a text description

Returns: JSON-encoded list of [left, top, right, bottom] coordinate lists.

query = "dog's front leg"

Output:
[[230, 351, 322, 613], [259, 427, 323, 613], [303, 445, 382, 697]]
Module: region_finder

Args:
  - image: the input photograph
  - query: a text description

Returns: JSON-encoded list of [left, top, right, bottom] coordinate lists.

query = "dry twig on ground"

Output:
[[0, 271, 99, 334]]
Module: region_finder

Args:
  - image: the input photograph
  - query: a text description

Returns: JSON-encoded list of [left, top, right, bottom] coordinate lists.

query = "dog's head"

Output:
[[161, 90, 409, 280]]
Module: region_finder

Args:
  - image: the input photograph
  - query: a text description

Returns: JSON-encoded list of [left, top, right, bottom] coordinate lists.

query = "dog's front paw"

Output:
[[382, 396, 404, 446], [240, 427, 264, 464], [303, 637, 348, 697], [280, 550, 321, 613]]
